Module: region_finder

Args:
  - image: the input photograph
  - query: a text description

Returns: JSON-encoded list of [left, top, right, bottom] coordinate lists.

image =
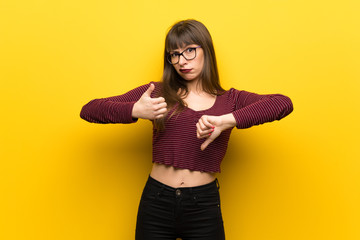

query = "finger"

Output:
[[198, 118, 208, 131], [198, 128, 214, 138], [145, 83, 155, 96], [197, 120, 215, 137], [154, 114, 164, 119], [152, 97, 166, 104], [154, 107, 167, 116], [196, 122, 201, 138], [153, 102, 167, 111], [196, 121, 206, 136], [199, 116, 214, 131], [198, 129, 214, 139], [199, 115, 214, 129], [196, 122, 203, 138]]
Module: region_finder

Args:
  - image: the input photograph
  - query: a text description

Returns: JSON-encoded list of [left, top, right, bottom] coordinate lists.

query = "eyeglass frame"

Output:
[[166, 46, 202, 65]]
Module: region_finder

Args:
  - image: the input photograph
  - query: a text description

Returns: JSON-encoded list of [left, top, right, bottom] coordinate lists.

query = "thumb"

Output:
[[201, 137, 214, 151], [144, 83, 155, 97]]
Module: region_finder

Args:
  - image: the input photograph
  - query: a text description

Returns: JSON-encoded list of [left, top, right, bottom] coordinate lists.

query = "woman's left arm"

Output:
[[196, 90, 293, 150], [230, 90, 293, 129]]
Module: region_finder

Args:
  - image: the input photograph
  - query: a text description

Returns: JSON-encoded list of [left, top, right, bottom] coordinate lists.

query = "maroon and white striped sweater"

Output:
[[80, 82, 293, 172]]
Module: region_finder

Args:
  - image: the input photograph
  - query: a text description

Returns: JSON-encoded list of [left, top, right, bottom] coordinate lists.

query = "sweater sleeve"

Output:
[[230, 88, 293, 129], [80, 82, 158, 124]]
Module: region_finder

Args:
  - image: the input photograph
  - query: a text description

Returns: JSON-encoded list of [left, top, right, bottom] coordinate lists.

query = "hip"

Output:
[[150, 162, 217, 188]]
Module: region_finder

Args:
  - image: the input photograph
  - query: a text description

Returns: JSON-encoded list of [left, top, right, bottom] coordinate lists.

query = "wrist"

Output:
[[131, 102, 140, 118], [220, 113, 236, 130]]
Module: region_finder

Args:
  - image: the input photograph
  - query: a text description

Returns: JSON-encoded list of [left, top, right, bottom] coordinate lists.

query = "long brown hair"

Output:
[[155, 19, 224, 130]]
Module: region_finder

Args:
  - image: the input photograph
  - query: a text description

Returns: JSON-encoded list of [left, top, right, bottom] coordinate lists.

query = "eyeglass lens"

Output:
[[168, 47, 198, 64]]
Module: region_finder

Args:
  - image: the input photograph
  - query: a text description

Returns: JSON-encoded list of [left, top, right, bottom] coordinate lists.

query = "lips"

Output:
[[180, 69, 192, 73]]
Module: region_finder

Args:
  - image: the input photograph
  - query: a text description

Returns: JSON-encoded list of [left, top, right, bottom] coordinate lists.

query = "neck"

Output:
[[186, 79, 203, 94]]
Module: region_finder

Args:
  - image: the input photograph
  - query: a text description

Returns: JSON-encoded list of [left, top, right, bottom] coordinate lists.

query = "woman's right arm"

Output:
[[80, 82, 167, 124]]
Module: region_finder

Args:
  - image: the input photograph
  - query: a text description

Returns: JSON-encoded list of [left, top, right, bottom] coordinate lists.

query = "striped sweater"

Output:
[[80, 82, 293, 172]]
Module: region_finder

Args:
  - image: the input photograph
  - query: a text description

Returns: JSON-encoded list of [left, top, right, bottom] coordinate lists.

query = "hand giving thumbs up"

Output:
[[132, 83, 168, 120]]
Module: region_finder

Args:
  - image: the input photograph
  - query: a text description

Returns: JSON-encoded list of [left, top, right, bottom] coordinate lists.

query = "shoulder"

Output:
[[219, 88, 262, 107], [219, 88, 247, 99], [129, 81, 161, 95]]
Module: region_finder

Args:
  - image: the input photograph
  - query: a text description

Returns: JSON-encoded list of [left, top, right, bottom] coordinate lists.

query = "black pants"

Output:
[[135, 176, 225, 240]]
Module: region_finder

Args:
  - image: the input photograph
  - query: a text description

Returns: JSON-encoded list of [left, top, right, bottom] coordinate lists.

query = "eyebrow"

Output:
[[170, 45, 197, 54]]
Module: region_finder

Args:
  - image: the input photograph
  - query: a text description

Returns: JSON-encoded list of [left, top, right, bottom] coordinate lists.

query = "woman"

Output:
[[80, 19, 293, 240]]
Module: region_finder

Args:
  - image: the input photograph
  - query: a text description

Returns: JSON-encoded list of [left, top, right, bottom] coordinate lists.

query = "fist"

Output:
[[196, 114, 236, 150], [132, 84, 167, 120], [196, 115, 222, 151]]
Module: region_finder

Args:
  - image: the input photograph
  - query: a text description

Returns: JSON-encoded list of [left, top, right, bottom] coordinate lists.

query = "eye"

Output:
[[186, 48, 195, 53], [170, 52, 179, 58]]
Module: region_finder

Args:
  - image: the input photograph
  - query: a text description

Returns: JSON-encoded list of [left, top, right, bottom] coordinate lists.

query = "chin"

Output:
[[180, 75, 198, 82], [182, 77, 196, 82]]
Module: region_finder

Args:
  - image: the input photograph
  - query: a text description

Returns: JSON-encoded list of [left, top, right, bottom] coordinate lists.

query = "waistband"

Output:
[[147, 175, 219, 193]]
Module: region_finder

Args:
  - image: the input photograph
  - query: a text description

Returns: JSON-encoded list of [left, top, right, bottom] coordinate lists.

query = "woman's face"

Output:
[[170, 44, 204, 83]]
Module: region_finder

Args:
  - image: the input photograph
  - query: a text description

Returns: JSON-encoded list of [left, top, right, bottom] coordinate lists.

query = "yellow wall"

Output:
[[1, 0, 359, 239]]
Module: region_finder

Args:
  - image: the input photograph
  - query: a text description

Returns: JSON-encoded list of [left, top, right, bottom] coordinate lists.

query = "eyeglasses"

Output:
[[167, 46, 202, 64]]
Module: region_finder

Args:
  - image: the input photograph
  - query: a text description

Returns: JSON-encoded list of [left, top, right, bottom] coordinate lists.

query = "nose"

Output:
[[178, 54, 187, 65]]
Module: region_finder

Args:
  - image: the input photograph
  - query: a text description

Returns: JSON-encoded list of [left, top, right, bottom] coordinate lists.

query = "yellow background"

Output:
[[1, 0, 359, 239]]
